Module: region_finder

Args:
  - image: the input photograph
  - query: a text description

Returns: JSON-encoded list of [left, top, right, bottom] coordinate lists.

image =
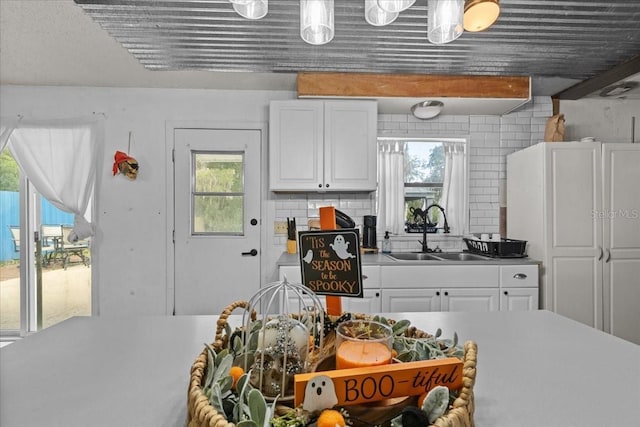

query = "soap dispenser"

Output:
[[382, 231, 391, 253]]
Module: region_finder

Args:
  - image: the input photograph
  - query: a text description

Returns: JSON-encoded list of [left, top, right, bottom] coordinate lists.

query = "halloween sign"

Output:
[[294, 357, 463, 408], [298, 230, 363, 298]]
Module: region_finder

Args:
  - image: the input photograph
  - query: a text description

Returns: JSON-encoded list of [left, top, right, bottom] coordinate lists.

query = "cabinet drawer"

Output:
[[382, 265, 499, 288], [500, 265, 539, 288]]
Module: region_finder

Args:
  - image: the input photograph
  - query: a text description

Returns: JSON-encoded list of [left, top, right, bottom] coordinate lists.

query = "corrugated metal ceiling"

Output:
[[73, 0, 639, 82]]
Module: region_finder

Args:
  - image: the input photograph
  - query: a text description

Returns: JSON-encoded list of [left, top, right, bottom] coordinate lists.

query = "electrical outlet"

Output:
[[274, 221, 288, 235]]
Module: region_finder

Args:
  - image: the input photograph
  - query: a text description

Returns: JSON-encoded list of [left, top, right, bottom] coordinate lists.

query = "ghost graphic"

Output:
[[302, 249, 313, 264], [329, 235, 355, 260], [302, 374, 338, 413]]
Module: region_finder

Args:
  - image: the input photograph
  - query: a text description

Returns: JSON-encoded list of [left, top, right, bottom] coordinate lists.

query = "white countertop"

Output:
[[1, 310, 638, 427], [276, 252, 540, 266]]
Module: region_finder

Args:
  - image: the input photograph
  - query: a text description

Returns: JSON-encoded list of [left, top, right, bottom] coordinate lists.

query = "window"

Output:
[[404, 141, 445, 231], [378, 137, 467, 236], [192, 152, 245, 234]]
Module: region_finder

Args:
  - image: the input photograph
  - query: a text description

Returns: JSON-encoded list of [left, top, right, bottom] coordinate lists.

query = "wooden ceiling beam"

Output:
[[297, 72, 530, 99]]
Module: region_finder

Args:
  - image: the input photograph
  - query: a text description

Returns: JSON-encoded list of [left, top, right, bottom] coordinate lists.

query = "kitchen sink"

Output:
[[431, 252, 493, 261], [388, 252, 443, 261], [388, 252, 493, 261]]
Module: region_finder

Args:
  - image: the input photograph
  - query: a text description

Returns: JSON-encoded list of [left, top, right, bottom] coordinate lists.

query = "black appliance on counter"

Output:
[[363, 215, 377, 248]]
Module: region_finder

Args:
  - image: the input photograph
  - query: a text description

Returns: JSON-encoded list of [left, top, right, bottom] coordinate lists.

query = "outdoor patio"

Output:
[[0, 262, 91, 330]]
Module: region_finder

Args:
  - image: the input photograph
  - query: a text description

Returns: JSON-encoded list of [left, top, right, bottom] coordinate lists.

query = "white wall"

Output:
[[560, 98, 640, 143]]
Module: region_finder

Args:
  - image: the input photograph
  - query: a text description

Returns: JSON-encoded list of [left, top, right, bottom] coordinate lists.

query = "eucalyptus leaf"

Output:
[[233, 335, 243, 354], [215, 348, 230, 367], [435, 328, 442, 338], [218, 374, 234, 394], [209, 382, 226, 414], [204, 344, 217, 389], [391, 319, 410, 336], [237, 420, 258, 427], [248, 388, 268, 427], [213, 354, 234, 385], [421, 385, 449, 424]]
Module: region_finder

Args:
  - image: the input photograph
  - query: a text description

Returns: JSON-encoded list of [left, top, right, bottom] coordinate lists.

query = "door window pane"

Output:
[[193, 152, 244, 234]]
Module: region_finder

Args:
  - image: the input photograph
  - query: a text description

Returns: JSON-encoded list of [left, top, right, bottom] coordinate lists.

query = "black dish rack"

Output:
[[463, 237, 528, 258]]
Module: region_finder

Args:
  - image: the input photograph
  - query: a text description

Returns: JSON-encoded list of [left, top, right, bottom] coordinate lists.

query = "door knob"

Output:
[[242, 249, 258, 256], [250, 218, 258, 226]]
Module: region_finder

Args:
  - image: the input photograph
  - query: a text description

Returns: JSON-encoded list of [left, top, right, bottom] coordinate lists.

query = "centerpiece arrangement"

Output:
[[187, 280, 477, 427]]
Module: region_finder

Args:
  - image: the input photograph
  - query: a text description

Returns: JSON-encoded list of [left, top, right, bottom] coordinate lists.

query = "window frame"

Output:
[[378, 136, 469, 236]]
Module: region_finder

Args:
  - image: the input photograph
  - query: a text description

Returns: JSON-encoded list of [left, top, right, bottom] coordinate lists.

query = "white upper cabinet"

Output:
[[269, 100, 378, 191]]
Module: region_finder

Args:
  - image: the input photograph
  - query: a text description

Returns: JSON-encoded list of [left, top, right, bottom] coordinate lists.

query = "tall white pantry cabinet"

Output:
[[507, 141, 640, 344]]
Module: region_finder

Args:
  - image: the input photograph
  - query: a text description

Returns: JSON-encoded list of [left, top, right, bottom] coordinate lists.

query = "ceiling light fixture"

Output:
[[365, 0, 399, 26], [427, 0, 464, 44], [463, 0, 500, 32], [377, 0, 416, 13], [229, 0, 268, 20], [411, 100, 444, 119], [300, 0, 334, 45]]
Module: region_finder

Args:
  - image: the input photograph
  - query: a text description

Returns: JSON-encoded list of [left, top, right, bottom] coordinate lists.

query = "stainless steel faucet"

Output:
[[417, 203, 450, 253]]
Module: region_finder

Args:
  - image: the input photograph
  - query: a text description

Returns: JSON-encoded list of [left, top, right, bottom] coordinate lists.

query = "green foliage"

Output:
[[0, 151, 19, 191]]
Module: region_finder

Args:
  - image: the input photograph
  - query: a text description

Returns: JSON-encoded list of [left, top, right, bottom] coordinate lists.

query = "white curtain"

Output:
[[6, 118, 102, 241], [377, 140, 406, 235], [440, 142, 467, 235], [0, 116, 21, 153]]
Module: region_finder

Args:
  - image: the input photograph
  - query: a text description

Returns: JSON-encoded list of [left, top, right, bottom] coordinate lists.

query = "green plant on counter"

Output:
[[202, 345, 277, 427], [371, 315, 463, 361]]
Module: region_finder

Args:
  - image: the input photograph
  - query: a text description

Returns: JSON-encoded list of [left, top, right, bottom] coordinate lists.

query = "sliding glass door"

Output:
[[0, 151, 91, 336]]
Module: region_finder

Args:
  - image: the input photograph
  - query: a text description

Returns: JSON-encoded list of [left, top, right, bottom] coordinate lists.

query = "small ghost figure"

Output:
[[302, 374, 338, 413], [249, 316, 309, 398], [302, 249, 313, 264], [329, 235, 355, 260], [112, 151, 139, 180]]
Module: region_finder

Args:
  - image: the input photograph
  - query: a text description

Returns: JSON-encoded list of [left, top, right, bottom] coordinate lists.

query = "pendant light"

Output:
[[365, 0, 399, 26], [463, 0, 500, 32], [300, 0, 334, 45], [427, 0, 464, 44], [230, 0, 268, 20], [377, 0, 415, 13]]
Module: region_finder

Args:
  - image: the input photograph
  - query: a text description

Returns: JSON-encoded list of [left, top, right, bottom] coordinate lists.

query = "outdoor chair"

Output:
[[60, 225, 90, 269], [41, 224, 63, 265], [9, 226, 20, 257]]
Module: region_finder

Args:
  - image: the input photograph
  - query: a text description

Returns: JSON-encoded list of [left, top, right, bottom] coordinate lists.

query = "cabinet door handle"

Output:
[[362, 275, 368, 280], [513, 273, 527, 280], [318, 183, 322, 188], [444, 291, 449, 296], [325, 184, 330, 188], [605, 249, 611, 263], [436, 291, 440, 296], [598, 246, 603, 261], [375, 292, 380, 297], [504, 291, 508, 295]]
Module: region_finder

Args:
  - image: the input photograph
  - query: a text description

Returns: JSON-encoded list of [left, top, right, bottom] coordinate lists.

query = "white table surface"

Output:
[[1, 310, 638, 427]]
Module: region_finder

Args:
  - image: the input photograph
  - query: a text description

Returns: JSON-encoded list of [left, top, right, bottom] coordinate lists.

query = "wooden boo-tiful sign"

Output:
[[294, 357, 463, 407], [298, 229, 363, 298]]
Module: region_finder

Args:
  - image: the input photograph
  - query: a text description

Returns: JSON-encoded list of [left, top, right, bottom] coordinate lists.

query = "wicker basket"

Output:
[[187, 301, 478, 427]]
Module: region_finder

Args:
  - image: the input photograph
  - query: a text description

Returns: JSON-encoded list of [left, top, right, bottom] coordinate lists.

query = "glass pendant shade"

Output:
[[300, 0, 334, 45], [231, 0, 268, 20], [377, 0, 415, 13], [463, 0, 500, 32], [365, 0, 399, 26], [427, 0, 464, 44]]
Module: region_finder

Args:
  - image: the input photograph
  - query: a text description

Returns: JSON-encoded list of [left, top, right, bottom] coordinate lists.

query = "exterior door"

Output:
[[174, 128, 261, 315]]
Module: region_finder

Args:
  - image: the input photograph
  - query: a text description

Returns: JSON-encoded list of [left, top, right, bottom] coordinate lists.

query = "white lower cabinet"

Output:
[[278, 263, 538, 314], [381, 288, 499, 312]]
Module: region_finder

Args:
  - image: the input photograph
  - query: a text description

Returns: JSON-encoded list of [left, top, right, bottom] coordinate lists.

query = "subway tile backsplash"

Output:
[[272, 97, 552, 252]]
